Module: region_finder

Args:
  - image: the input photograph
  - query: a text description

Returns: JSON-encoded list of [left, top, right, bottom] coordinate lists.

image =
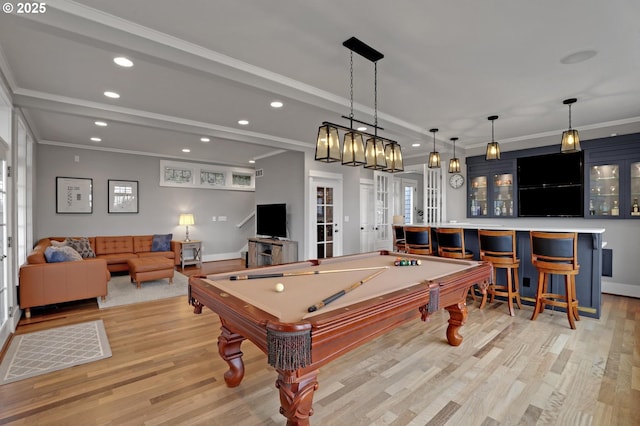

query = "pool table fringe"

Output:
[[267, 328, 312, 370]]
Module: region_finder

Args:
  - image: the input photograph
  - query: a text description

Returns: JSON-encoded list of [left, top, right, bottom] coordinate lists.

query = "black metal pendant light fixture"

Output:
[[485, 115, 501, 160], [428, 128, 441, 168], [448, 137, 461, 173], [561, 98, 581, 153], [315, 37, 402, 171]]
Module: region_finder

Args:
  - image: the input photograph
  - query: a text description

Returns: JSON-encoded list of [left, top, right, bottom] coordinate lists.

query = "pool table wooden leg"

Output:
[[217, 322, 247, 387], [444, 301, 468, 346], [276, 369, 319, 426]]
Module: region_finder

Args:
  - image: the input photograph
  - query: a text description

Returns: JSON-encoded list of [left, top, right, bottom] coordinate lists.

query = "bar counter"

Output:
[[401, 223, 604, 318]]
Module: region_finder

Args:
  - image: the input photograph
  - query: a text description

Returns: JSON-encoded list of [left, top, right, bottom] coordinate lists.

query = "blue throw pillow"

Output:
[[151, 234, 172, 252], [45, 246, 83, 262]]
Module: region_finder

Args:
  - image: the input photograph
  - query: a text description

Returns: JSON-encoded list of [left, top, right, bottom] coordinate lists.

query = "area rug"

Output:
[[97, 271, 189, 309], [0, 320, 111, 385]]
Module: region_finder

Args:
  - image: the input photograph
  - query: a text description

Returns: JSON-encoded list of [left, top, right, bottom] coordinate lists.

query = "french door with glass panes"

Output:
[[309, 173, 343, 259]]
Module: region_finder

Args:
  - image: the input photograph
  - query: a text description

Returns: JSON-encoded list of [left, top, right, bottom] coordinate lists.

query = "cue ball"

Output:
[[416, 260, 422, 265], [275, 283, 285, 292]]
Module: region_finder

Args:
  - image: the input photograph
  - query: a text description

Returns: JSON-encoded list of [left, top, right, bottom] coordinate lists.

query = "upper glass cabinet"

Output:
[[469, 176, 488, 216], [589, 164, 619, 216], [493, 173, 514, 217]]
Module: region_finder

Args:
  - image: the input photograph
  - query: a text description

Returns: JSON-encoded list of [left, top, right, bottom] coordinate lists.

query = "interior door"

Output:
[[0, 144, 8, 335], [374, 171, 392, 250], [359, 179, 375, 252], [309, 174, 343, 259]]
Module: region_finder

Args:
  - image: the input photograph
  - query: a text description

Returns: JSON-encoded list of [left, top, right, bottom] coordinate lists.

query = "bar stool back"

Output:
[[435, 228, 473, 259], [392, 225, 406, 252], [404, 226, 432, 255], [530, 231, 580, 329], [436, 228, 481, 304], [478, 229, 522, 315]]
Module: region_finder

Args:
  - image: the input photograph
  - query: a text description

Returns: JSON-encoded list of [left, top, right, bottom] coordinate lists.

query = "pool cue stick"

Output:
[[307, 267, 388, 313], [229, 266, 388, 281]]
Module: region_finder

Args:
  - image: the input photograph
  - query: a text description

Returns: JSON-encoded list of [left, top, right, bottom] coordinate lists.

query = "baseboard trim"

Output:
[[601, 281, 640, 298], [202, 252, 242, 263]]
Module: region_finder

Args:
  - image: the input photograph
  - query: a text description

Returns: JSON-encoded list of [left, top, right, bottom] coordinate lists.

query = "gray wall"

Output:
[[36, 145, 255, 259], [255, 150, 305, 249]]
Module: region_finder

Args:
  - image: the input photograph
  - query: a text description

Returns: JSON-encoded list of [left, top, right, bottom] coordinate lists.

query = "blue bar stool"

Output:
[[530, 231, 580, 329], [436, 228, 481, 304], [478, 229, 522, 315]]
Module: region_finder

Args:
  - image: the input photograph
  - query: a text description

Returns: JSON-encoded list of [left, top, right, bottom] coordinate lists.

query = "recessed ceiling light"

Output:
[[357, 126, 367, 132], [238, 119, 249, 125], [94, 121, 107, 127], [113, 57, 134, 67], [182, 148, 191, 153], [104, 91, 120, 99], [200, 137, 210, 142], [270, 101, 283, 108], [611, 133, 617, 137], [560, 50, 597, 65], [249, 160, 256, 164], [90, 137, 102, 142], [412, 143, 421, 147]]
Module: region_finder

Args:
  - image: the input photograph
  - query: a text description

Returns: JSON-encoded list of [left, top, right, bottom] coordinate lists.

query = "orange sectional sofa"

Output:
[[19, 235, 181, 318]]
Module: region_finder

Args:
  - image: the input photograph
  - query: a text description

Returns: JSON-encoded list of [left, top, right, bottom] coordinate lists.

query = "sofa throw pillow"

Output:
[[44, 246, 83, 262], [151, 234, 172, 252], [65, 237, 96, 258], [50, 239, 68, 247]]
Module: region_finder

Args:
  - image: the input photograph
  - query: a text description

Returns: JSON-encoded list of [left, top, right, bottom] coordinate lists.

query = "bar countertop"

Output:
[[407, 222, 605, 234]]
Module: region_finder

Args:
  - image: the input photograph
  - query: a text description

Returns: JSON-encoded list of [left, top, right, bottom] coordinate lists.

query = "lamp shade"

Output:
[[485, 141, 501, 160], [448, 157, 461, 173], [179, 213, 194, 226], [561, 129, 581, 153], [428, 152, 441, 168], [383, 142, 404, 172], [364, 137, 387, 169], [342, 131, 366, 166], [315, 124, 341, 162]]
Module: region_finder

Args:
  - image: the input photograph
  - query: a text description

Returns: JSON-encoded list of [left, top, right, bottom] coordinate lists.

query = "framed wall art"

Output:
[[56, 177, 93, 214], [108, 179, 139, 213]]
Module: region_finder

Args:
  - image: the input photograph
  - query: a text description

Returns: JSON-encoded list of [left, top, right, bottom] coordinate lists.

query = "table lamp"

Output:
[[179, 213, 195, 241]]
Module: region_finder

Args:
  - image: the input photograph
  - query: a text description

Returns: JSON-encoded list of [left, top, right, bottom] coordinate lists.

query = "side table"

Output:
[[179, 240, 202, 269]]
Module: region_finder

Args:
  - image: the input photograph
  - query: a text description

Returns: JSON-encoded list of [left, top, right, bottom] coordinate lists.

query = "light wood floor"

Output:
[[1, 260, 638, 425]]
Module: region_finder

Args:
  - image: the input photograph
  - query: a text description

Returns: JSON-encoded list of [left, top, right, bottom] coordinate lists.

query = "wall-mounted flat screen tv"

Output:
[[256, 203, 287, 239], [517, 151, 584, 217]]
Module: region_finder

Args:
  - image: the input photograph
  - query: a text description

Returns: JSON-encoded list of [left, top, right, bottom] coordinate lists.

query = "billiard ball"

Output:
[[275, 283, 285, 292]]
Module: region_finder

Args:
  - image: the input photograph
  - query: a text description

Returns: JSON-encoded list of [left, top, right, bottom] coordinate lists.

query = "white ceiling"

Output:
[[1, 0, 639, 166]]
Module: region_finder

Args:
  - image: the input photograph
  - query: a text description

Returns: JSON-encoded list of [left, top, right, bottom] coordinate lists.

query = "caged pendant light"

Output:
[[448, 137, 461, 173], [560, 98, 581, 153], [428, 128, 441, 168], [485, 115, 501, 160]]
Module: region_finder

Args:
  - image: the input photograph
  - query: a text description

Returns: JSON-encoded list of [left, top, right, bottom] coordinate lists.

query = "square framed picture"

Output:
[[108, 180, 139, 213], [56, 177, 93, 214]]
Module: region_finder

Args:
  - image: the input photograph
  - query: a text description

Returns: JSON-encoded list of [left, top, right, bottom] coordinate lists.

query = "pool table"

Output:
[[189, 251, 491, 425]]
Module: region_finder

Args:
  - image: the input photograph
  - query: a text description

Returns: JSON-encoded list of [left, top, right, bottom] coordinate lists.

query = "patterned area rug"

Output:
[[0, 320, 111, 385], [97, 271, 189, 309]]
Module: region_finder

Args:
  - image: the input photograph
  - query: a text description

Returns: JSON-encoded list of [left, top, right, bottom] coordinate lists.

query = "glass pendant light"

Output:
[[448, 137, 461, 173], [315, 124, 341, 162], [561, 98, 581, 153], [383, 142, 404, 172], [485, 115, 501, 160], [428, 128, 441, 168]]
